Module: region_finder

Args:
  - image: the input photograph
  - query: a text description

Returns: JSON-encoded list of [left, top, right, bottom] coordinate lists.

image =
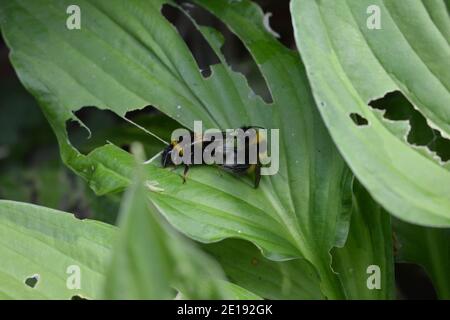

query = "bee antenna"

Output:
[[123, 117, 169, 145], [143, 150, 164, 165]]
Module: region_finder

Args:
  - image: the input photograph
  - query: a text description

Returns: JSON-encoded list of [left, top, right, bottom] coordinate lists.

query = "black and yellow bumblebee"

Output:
[[161, 126, 265, 188]]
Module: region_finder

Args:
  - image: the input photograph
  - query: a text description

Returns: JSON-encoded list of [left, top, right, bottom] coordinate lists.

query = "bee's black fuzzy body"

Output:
[[161, 127, 263, 188]]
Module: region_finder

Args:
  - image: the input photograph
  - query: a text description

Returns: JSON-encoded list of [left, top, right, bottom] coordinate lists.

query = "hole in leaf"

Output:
[[71, 295, 88, 300], [175, 1, 273, 103], [24, 274, 39, 288], [66, 106, 118, 154], [262, 12, 281, 39], [161, 4, 220, 78], [66, 106, 179, 158], [350, 113, 369, 126], [369, 91, 450, 162], [256, 0, 296, 49]]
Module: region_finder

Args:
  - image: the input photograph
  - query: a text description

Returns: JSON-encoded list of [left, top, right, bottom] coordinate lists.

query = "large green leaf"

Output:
[[291, 0, 450, 227], [105, 146, 246, 299], [393, 218, 450, 299], [204, 239, 323, 300], [104, 161, 173, 299], [0, 0, 353, 298], [0, 198, 259, 300], [0, 200, 114, 299], [333, 181, 395, 299]]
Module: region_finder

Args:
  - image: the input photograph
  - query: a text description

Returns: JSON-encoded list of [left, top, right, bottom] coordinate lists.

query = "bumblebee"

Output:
[[161, 126, 265, 188]]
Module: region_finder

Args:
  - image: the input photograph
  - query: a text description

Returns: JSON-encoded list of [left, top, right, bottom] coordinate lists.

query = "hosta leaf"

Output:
[[0, 0, 352, 298], [203, 239, 323, 300], [333, 181, 395, 299], [104, 163, 173, 299], [393, 218, 450, 299], [192, 0, 353, 298], [0, 200, 114, 299], [216, 281, 262, 300], [291, 0, 450, 227], [105, 147, 237, 299]]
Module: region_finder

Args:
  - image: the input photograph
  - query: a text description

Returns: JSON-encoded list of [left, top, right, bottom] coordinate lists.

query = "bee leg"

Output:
[[254, 163, 261, 188], [182, 165, 190, 184]]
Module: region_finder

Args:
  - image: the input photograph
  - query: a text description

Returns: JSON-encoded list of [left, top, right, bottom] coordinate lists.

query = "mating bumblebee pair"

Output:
[[161, 126, 265, 188]]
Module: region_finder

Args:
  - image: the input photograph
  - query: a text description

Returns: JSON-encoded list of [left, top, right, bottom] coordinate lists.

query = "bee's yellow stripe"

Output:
[[173, 143, 184, 156], [247, 164, 256, 173]]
